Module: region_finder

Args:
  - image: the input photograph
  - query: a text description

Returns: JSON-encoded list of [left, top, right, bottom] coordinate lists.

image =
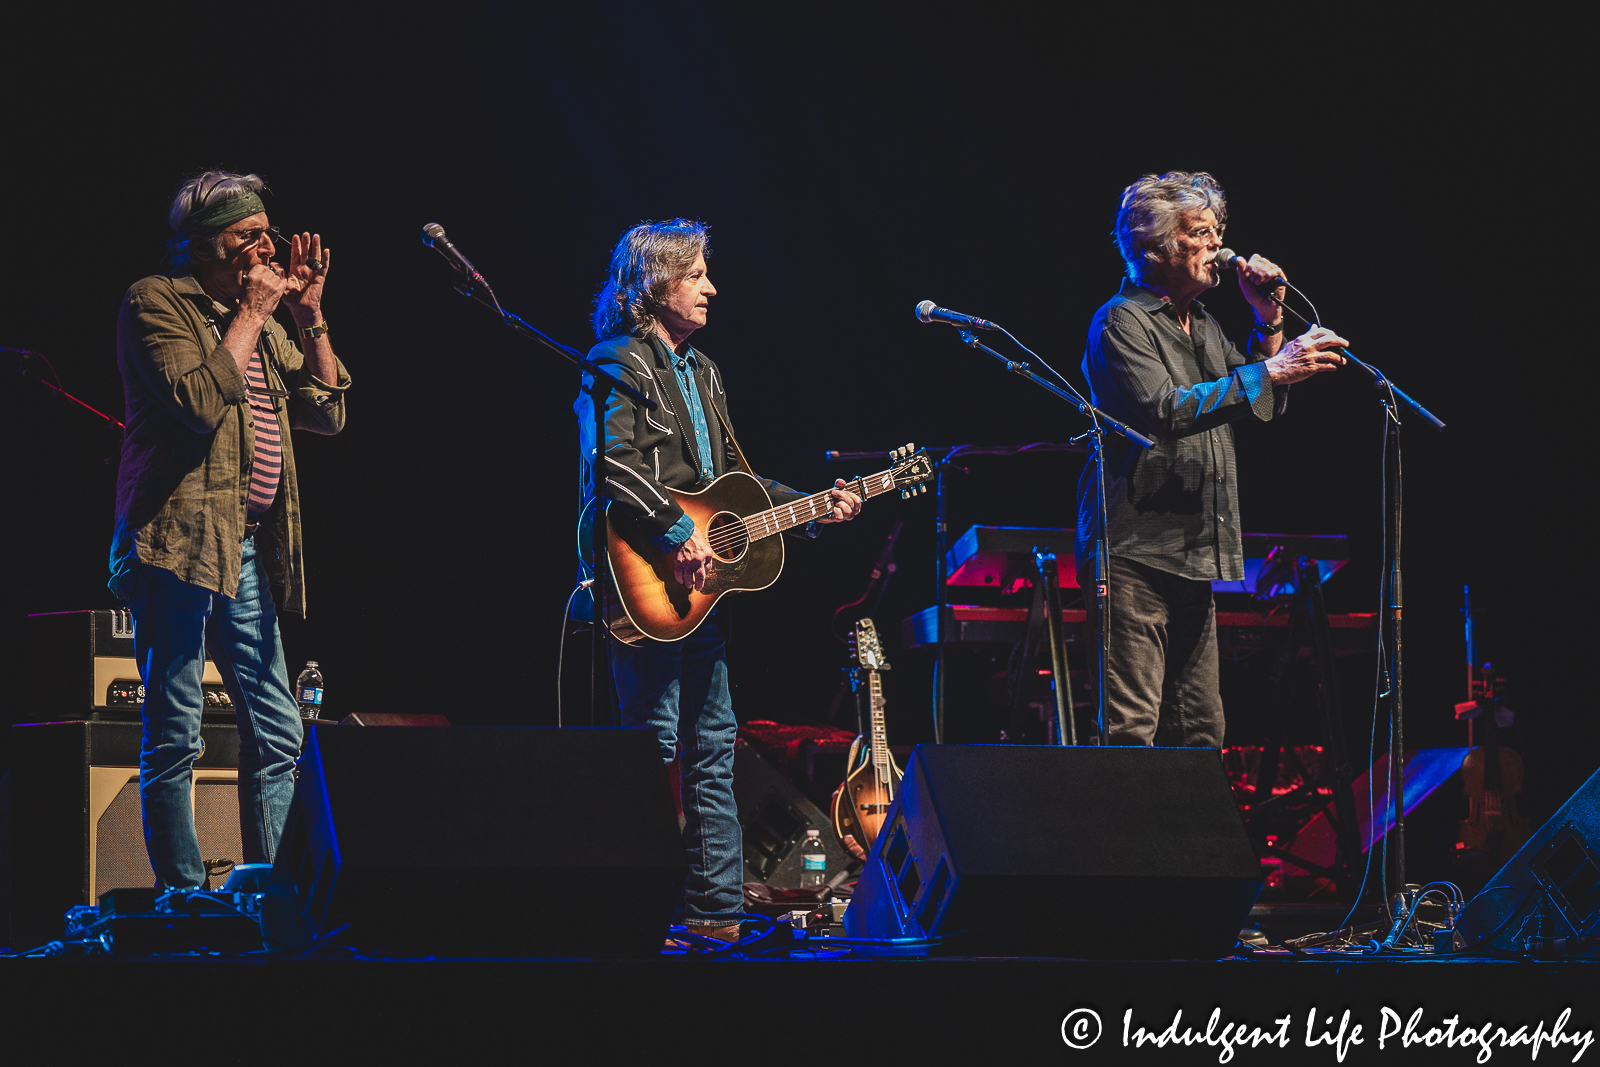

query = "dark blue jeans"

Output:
[[127, 535, 304, 890], [1085, 554, 1225, 748], [609, 617, 741, 925]]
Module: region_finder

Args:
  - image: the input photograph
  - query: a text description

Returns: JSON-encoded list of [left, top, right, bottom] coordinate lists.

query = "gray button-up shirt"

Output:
[[1075, 279, 1287, 583]]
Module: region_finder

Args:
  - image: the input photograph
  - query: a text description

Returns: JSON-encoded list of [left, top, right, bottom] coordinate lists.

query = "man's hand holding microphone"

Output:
[[1213, 247, 1349, 386]]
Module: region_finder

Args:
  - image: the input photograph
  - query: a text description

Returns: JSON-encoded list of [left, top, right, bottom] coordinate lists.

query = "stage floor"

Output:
[[4, 951, 1593, 1062]]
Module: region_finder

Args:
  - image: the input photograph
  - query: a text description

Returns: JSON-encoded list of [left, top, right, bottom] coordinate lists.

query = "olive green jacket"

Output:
[[108, 274, 350, 615]]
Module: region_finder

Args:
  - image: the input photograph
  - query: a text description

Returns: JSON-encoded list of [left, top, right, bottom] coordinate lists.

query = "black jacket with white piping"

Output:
[[575, 332, 812, 544]]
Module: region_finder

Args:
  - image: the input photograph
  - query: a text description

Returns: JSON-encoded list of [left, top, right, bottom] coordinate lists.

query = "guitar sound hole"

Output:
[[706, 511, 749, 563]]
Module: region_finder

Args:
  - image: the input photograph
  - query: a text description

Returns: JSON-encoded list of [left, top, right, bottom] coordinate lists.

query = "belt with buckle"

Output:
[[244, 517, 262, 539]]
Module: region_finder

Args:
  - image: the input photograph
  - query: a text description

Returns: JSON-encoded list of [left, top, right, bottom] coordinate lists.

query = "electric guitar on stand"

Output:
[[599, 446, 932, 644], [831, 618, 903, 861]]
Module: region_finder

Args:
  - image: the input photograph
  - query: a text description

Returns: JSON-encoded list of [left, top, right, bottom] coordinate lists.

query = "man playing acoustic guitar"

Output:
[[576, 219, 862, 945]]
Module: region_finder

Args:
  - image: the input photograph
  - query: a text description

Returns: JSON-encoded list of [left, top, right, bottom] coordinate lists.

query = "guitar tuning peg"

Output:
[[900, 490, 909, 499], [905, 442, 914, 452]]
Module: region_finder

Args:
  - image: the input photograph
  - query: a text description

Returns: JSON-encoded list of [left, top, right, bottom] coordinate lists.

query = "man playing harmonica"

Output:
[[110, 171, 350, 892]]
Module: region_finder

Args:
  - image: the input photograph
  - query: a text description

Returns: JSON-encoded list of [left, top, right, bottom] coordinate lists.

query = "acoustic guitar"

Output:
[[599, 446, 932, 644], [831, 618, 903, 861]]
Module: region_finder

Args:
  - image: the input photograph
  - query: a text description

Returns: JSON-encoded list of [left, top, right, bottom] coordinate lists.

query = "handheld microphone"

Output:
[[915, 300, 998, 331], [421, 223, 495, 295], [1210, 248, 1286, 293]]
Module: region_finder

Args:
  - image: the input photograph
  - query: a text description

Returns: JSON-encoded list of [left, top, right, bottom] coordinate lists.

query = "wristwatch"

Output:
[[1253, 319, 1284, 336], [300, 320, 331, 340]]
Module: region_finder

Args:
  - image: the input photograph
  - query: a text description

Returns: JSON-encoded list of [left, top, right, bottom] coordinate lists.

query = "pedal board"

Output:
[[64, 888, 264, 957]]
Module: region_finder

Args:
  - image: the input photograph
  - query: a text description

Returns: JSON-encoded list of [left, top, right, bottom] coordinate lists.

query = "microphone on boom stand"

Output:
[[915, 300, 999, 331], [421, 223, 496, 298]]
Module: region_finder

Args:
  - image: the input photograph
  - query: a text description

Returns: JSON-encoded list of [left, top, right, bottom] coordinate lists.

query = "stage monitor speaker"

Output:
[[6, 721, 241, 949], [338, 712, 452, 727], [262, 726, 686, 957], [844, 744, 1262, 958], [1454, 765, 1600, 952], [733, 740, 850, 887]]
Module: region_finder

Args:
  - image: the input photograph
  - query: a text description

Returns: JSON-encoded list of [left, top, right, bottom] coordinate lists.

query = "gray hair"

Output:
[[163, 170, 269, 273], [1112, 171, 1227, 281], [591, 219, 710, 340]]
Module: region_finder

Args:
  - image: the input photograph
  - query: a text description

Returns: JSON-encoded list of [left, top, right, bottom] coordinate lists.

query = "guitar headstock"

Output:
[[888, 443, 933, 500], [850, 617, 891, 671]]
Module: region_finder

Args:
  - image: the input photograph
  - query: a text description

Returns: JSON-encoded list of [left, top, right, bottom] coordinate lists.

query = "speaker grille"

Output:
[[1532, 826, 1600, 931], [916, 856, 951, 934], [95, 779, 150, 898], [194, 779, 244, 874], [93, 774, 244, 897]]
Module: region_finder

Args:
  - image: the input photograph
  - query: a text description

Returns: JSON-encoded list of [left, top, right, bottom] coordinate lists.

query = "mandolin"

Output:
[[599, 446, 932, 644], [831, 618, 903, 861]]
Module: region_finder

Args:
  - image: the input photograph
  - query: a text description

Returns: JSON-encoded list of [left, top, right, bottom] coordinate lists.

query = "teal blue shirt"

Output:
[[653, 343, 714, 551]]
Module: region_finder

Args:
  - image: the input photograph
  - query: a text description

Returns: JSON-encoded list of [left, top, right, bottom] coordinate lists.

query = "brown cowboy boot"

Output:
[[665, 922, 743, 951]]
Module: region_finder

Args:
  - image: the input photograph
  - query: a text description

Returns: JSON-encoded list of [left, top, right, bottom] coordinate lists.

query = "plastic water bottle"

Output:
[[800, 830, 827, 888], [296, 661, 324, 719]]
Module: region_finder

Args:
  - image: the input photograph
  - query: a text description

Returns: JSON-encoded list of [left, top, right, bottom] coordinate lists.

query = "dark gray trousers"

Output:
[[1084, 554, 1225, 748]]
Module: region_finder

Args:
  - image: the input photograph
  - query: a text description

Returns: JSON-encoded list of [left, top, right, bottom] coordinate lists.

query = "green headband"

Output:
[[180, 188, 265, 235]]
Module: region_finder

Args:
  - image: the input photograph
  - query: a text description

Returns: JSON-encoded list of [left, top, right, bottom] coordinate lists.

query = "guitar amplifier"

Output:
[[4, 719, 242, 949], [22, 610, 232, 722]]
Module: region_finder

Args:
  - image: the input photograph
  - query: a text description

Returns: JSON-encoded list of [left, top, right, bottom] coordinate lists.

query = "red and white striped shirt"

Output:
[[244, 347, 282, 516]]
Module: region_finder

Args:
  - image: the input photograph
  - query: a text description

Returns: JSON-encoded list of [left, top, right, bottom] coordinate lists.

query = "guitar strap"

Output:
[[707, 392, 756, 478]]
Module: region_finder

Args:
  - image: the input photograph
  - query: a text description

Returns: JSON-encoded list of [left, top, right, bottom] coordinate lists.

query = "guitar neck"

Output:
[[742, 469, 898, 541], [867, 670, 892, 792]]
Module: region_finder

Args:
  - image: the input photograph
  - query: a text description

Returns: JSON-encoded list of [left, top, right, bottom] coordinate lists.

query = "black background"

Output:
[[4, 9, 1586, 828]]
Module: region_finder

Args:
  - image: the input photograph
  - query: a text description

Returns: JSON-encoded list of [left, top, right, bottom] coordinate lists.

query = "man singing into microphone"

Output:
[[1077, 171, 1346, 748], [576, 219, 861, 946], [109, 171, 350, 892]]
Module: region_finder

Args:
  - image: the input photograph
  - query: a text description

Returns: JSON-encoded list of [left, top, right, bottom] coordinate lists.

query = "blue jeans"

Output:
[[127, 535, 304, 889], [609, 617, 741, 925]]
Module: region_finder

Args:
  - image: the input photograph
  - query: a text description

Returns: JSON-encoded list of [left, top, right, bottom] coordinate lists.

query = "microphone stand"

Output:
[[1260, 291, 1444, 900], [947, 329, 1155, 746], [9, 347, 126, 437], [436, 273, 657, 727]]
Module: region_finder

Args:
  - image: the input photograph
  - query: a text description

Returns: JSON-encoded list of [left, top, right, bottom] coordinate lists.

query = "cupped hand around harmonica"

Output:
[[237, 264, 292, 320], [283, 232, 330, 322]]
